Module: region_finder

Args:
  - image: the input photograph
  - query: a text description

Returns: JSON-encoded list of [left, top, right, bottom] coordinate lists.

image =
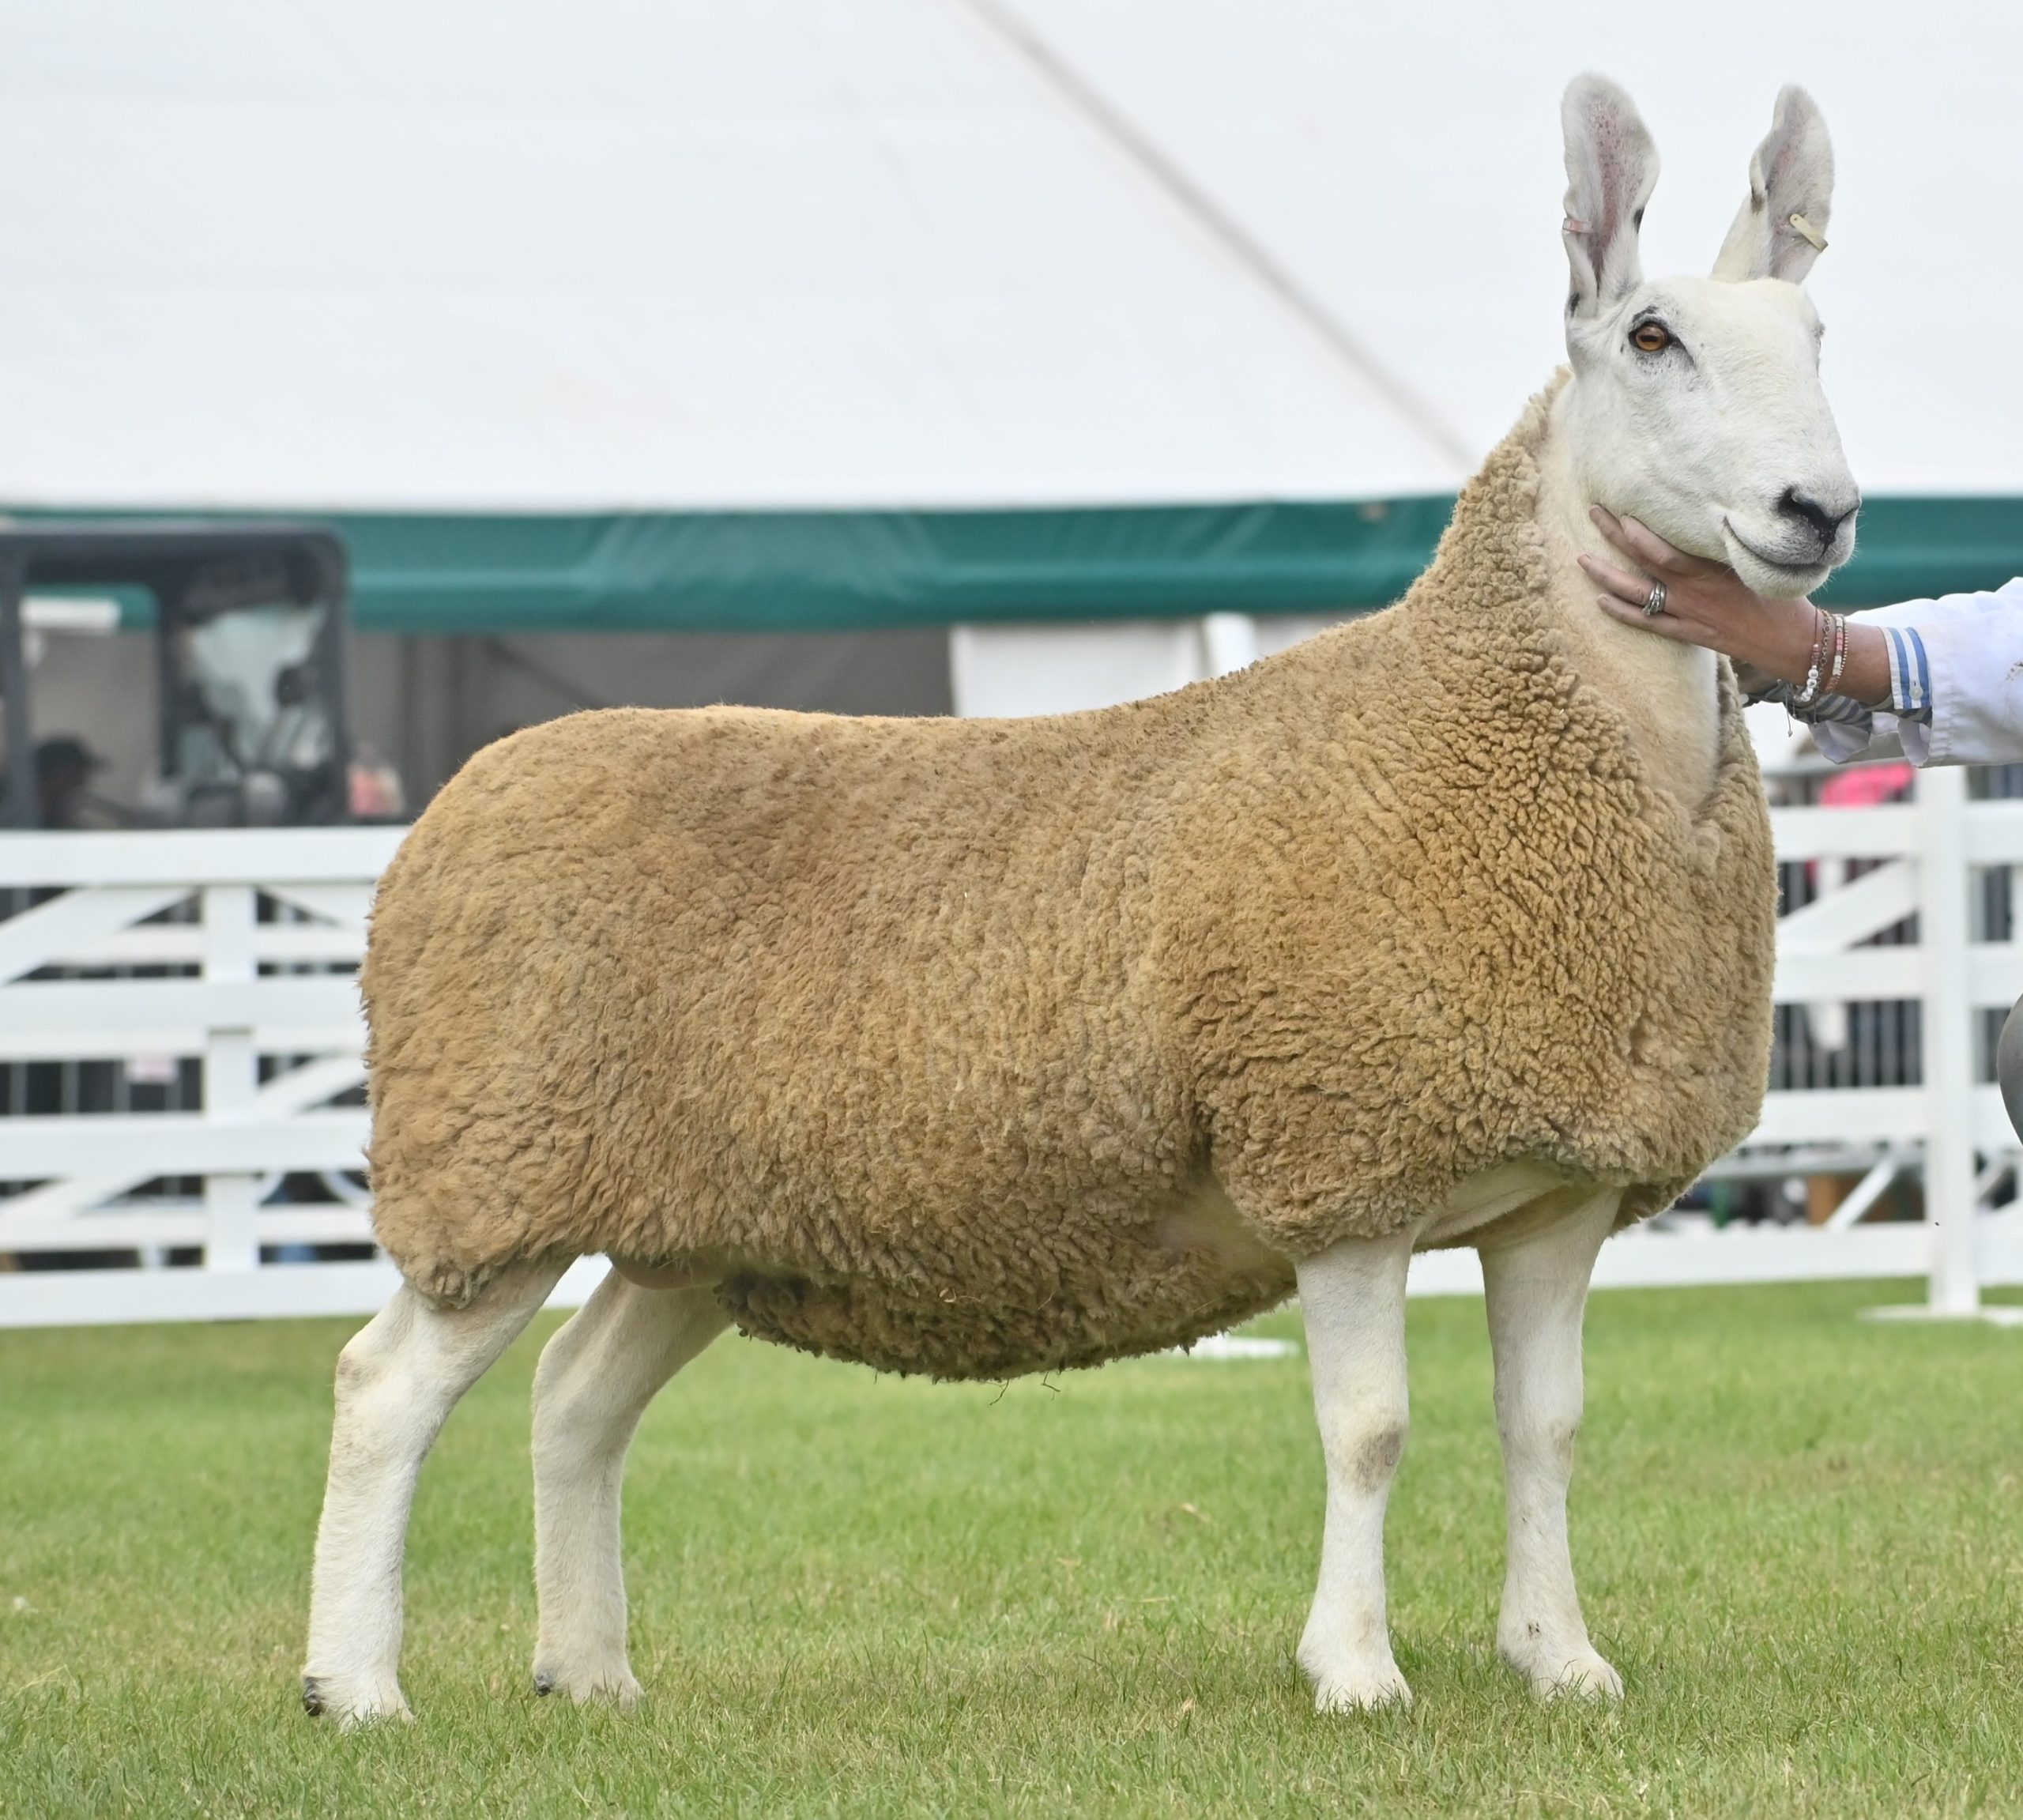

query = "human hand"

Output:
[[1578, 507, 1819, 684]]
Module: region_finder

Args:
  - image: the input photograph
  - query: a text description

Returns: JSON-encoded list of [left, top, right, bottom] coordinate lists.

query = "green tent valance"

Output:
[[23, 496, 2023, 632], [333, 501, 1455, 632]]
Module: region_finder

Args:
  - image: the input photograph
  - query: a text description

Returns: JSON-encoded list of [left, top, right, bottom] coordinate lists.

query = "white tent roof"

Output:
[[1007, 0, 2023, 496], [0, 0, 1459, 512], [0, 0, 2017, 512]]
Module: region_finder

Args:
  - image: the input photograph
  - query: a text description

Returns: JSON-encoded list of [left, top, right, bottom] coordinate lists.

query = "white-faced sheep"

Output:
[[305, 77, 1854, 1724]]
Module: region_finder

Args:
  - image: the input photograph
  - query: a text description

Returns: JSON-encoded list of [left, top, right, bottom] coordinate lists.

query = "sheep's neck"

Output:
[[1535, 389, 1721, 811]]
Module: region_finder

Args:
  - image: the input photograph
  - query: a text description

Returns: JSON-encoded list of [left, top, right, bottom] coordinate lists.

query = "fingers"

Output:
[[1595, 593, 1694, 643], [1588, 504, 1648, 565], [1597, 509, 1684, 571], [1577, 551, 1656, 607], [1588, 507, 1720, 578]]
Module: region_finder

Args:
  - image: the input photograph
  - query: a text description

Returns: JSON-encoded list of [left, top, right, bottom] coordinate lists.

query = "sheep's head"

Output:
[[1558, 77, 1857, 599]]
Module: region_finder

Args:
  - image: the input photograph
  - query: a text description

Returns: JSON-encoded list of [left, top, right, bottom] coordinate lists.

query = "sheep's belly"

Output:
[[705, 1183, 1298, 1382], [620, 1166, 1580, 1381]]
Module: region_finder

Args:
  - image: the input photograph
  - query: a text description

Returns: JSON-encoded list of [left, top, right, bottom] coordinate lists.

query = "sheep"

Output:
[[303, 76, 1853, 1725]]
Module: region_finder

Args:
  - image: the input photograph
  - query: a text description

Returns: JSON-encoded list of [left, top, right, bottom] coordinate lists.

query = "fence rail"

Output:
[[2, 763, 2020, 1328]]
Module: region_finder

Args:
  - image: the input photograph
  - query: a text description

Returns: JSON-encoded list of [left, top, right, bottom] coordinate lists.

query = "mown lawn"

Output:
[[2, 1279, 2022, 1818]]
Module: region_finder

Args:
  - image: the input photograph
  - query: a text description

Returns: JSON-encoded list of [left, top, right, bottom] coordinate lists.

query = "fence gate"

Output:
[[5, 765, 2023, 1324], [0, 830, 393, 1324]]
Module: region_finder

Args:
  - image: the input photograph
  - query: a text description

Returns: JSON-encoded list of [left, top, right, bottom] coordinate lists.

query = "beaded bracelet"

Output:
[[1791, 605, 1831, 707]]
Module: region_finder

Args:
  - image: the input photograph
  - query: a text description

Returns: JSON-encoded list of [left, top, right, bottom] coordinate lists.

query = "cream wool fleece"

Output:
[[364, 385, 1776, 1380]]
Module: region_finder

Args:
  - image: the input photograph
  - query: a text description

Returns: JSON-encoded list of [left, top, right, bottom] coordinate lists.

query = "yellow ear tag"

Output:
[[1788, 212, 1828, 253]]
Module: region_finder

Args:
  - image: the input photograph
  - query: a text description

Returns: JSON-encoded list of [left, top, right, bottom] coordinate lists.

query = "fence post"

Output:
[[1919, 764, 1979, 1314], [202, 883, 259, 1272]]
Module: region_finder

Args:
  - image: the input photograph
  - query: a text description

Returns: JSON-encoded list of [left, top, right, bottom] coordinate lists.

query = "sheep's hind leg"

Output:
[[303, 1258, 567, 1726], [1479, 1189, 1623, 1701], [531, 1268, 729, 1705], [1294, 1230, 1415, 1713]]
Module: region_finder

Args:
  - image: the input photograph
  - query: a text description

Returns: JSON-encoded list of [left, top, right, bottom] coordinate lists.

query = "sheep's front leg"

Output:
[[1294, 1230, 1415, 1713], [1479, 1189, 1622, 1701], [303, 1259, 566, 1726], [531, 1271, 729, 1705]]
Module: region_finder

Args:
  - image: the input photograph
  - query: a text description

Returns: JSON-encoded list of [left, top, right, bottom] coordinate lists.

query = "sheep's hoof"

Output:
[[531, 1662, 643, 1709], [1305, 1659, 1413, 1714], [1535, 1652, 1624, 1703], [1499, 1633, 1624, 1703], [302, 1673, 414, 1728]]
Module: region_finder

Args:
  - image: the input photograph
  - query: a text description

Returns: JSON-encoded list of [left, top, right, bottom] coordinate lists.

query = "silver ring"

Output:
[[1642, 580, 1667, 617]]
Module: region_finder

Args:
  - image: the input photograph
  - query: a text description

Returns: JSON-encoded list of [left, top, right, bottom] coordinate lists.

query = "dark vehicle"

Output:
[[0, 521, 351, 830]]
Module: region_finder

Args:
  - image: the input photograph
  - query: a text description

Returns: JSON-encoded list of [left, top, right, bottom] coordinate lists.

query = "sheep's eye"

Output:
[[1631, 321, 1673, 354]]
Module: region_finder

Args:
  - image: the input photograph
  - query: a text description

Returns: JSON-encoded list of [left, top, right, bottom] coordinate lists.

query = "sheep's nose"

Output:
[[1776, 487, 1859, 549]]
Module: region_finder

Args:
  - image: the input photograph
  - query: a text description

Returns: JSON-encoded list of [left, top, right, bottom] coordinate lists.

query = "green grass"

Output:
[[3, 1281, 2023, 1818]]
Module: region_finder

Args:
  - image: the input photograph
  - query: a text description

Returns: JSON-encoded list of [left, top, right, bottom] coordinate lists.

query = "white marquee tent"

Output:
[[1, 0, 2019, 635]]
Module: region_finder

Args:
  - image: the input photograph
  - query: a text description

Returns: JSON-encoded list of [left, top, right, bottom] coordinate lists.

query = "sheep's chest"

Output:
[[1168, 646, 1777, 1257]]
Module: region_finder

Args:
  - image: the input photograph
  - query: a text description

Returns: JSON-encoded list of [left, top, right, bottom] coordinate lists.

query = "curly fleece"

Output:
[[364, 384, 1776, 1380]]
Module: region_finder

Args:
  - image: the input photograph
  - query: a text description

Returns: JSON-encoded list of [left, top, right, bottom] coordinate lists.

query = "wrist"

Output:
[[1837, 624, 1893, 708], [1750, 596, 1819, 685]]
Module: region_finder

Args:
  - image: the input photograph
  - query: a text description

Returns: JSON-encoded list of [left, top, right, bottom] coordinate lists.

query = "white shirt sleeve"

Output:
[[1810, 578, 2023, 767]]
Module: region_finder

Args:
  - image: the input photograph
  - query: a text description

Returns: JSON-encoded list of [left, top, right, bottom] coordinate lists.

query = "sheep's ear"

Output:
[[1711, 85, 1834, 284], [1562, 74, 1659, 319]]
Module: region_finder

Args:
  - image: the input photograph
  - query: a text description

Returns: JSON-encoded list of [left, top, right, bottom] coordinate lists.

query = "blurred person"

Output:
[[3, 736, 126, 829]]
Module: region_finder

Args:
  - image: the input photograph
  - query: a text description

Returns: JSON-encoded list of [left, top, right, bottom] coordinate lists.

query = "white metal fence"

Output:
[[3, 764, 2022, 1328]]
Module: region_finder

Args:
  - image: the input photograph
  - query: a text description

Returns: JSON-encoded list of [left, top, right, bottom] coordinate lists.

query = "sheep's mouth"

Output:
[[1723, 518, 1838, 583]]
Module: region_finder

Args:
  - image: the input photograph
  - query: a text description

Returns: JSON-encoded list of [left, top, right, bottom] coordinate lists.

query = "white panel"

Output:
[[0, 1209, 377, 1253], [1324, 1227, 1933, 1302], [1766, 807, 1922, 863], [1747, 1088, 1930, 1146], [1253, 614, 1349, 658], [1971, 947, 2023, 1008], [950, 612, 1358, 717], [1975, 1087, 2021, 1154], [0, 1110, 368, 1178], [1966, 802, 2023, 865], [1591, 1225, 1931, 1289], [1415, 1228, 1953, 1298], [0, 978, 361, 1060], [951, 620, 1205, 716], [0, 828, 407, 887], [45, 926, 364, 967], [0, 1257, 608, 1330], [1773, 949, 1924, 1003]]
